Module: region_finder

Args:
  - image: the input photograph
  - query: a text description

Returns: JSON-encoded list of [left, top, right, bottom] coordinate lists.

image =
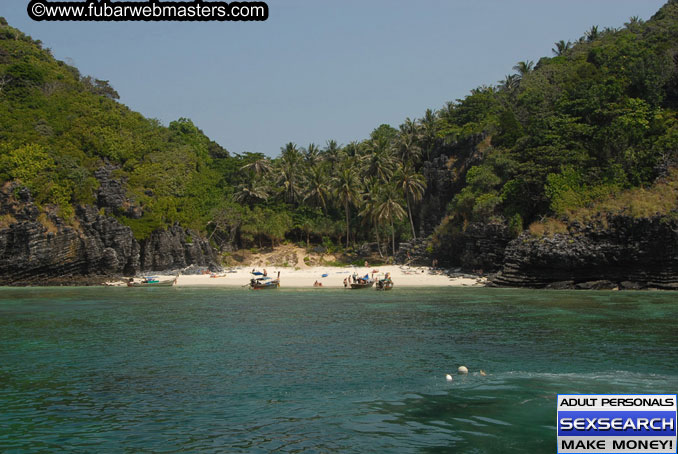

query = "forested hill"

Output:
[[0, 17, 235, 240], [430, 0, 678, 234], [426, 0, 678, 279], [2, 1, 678, 285]]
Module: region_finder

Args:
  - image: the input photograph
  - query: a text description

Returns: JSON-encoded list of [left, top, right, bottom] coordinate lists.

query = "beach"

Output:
[[124, 266, 485, 288]]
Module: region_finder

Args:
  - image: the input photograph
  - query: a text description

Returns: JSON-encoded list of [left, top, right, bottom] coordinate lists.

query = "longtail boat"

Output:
[[249, 272, 280, 290]]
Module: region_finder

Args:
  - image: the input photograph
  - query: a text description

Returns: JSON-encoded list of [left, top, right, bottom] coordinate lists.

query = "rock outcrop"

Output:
[[94, 164, 143, 218], [418, 134, 488, 236], [455, 222, 512, 272], [433, 220, 513, 272], [492, 214, 678, 290], [0, 182, 217, 285], [395, 238, 433, 266], [139, 225, 217, 271]]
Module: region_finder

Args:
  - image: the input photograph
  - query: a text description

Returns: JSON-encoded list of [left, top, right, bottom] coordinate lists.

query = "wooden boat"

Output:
[[127, 276, 176, 287], [376, 279, 393, 290], [249, 272, 280, 290], [350, 279, 374, 289]]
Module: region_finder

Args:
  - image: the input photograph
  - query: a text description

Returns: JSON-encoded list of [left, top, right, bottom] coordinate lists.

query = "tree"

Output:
[[395, 165, 426, 238], [359, 178, 384, 257], [0, 73, 12, 93], [375, 183, 406, 257], [322, 139, 343, 171], [585, 25, 599, 42], [418, 109, 438, 160], [208, 202, 244, 248], [331, 164, 361, 248], [275, 143, 305, 204], [499, 74, 520, 91], [394, 129, 422, 165], [233, 179, 269, 205], [362, 136, 395, 182], [304, 165, 331, 213], [513, 60, 534, 78], [81, 76, 120, 100], [625, 16, 644, 30], [303, 143, 321, 166], [552, 40, 572, 56], [240, 157, 272, 176]]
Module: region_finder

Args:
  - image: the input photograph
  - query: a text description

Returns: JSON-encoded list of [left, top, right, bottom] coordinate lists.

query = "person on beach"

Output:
[[263, 269, 267, 276], [343, 278, 348, 288]]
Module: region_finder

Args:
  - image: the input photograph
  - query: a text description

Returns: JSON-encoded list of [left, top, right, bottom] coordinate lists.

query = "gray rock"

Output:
[[492, 214, 678, 289], [0, 183, 217, 285]]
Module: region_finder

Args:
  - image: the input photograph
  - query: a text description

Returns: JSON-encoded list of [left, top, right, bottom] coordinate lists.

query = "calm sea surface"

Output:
[[1, 287, 677, 453]]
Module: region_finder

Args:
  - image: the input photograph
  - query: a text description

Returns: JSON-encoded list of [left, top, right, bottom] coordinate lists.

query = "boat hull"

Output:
[[376, 281, 393, 290], [250, 280, 280, 290], [127, 280, 175, 287], [350, 281, 374, 289]]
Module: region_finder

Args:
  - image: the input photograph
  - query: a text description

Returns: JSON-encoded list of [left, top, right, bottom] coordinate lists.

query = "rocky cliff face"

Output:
[[139, 225, 216, 271], [492, 214, 678, 290], [417, 134, 488, 236], [0, 179, 218, 285], [432, 219, 512, 272]]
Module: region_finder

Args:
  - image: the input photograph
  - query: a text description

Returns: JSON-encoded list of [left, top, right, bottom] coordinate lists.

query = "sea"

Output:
[[1, 287, 677, 453]]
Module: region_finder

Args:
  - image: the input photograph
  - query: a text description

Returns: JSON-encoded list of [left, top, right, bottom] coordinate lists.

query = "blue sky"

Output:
[[1, 0, 668, 157]]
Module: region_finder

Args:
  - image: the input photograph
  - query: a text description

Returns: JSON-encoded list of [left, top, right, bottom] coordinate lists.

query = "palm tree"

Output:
[[303, 143, 321, 166], [240, 157, 272, 176], [280, 142, 303, 164], [400, 117, 418, 137], [552, 40, 572, 56], [625, 16, 643, 29], [343, 141, 361, 158], [322, 139, 343, 171], [362, 137, 396, 182], [304, 165, 331, 213], [394, 130, 422, 165], [375, 183, 406, 257], [585, 25, 599, 42], [395, 165, 426, 239], [418, 109, 438, 161], [233, 179, 269, 205], [331, 163, 361, 248], [513, 60, 534, 79], [359, 179, 384, 257], [276, 142, 305, 204], [276, 162, 304, 204], [499, 74, 520, 91]]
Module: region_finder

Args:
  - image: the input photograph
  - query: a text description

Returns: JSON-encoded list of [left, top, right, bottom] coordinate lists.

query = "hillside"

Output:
[[0, 18, 236, 237], [2, 1, 678, 287], [0, 18, 230, 282]]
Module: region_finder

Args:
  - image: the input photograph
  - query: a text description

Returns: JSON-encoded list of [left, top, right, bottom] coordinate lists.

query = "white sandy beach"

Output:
[[128, 265, 485, 288]]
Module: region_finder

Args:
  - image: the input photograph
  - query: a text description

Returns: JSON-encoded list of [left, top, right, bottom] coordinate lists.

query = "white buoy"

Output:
[[458, 366, 469, 374], [445, 374, 453, 382]]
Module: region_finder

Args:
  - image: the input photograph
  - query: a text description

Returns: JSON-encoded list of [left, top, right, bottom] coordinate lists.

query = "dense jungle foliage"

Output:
[[1, 1, 678, 258]]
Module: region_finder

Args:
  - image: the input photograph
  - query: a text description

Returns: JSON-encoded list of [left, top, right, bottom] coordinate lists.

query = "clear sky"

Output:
[[1, 0, 668, 157]]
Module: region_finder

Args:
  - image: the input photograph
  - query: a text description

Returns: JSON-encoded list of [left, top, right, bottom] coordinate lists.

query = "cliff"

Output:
[[491, 214, 678, 290], [0, 182, 218, 285]]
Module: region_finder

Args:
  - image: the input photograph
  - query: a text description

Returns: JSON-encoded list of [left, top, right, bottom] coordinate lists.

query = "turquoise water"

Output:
[[1, 287, 677, 453]]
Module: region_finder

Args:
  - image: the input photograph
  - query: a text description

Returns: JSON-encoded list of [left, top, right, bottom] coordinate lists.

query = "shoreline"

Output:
[[114, 265, 486, 289]]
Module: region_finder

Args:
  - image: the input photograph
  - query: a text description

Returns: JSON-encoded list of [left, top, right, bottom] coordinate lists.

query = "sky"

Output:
[[1, 0, 668, 157]]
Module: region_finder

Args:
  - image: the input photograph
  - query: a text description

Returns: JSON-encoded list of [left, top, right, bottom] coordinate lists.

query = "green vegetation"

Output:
[[2, 1, 678, 260], [432, 1, 678, 245]]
